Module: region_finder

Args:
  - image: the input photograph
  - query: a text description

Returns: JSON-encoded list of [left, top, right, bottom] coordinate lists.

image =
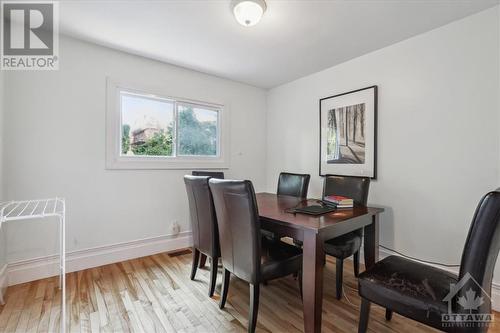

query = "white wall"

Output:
[[0, 67, 7, 299], [267, 6, 500, 279], [0, 70, 3, 203], [3, 37, 267, 262]]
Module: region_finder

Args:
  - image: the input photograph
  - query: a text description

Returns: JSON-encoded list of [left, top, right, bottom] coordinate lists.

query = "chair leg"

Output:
[[336, 258, 343, 300], [385, 309, 393, 321], [208, 256, 218, 297], [219, 268, 231, 309], [353, 251, 360, 277], [297, 270, 303, 300], [249, 284, 260, 333], [198, 254, 207, 268], [190, 248, 200, 280], [358, 298, 371, 333]]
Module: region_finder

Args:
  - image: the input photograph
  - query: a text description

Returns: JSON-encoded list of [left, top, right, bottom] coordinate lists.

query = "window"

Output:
[[106, 79, 228, 169], [121, 92, 175, 157], [120, 93, 220, 158]]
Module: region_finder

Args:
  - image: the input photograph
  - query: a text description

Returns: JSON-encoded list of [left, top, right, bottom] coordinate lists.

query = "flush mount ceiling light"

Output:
[[231, 0, 267, 27]]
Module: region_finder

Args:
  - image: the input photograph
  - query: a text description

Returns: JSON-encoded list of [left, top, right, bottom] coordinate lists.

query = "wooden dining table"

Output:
[[256, 192, 384, 333]]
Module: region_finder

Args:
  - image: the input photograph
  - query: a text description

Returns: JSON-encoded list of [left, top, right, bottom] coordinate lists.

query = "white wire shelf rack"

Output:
[[0, 198, 65, 223], [0, 198, 66, 332]]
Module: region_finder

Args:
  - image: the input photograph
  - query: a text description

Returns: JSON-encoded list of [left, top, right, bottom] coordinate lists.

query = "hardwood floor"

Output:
[[0, 249, 499, 332]]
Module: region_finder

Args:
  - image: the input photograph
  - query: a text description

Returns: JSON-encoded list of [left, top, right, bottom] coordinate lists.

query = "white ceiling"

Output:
[[59, 0, 499, 88]]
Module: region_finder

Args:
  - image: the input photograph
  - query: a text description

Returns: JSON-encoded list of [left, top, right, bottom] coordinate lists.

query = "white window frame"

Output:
[[106, 78, 229, 170]]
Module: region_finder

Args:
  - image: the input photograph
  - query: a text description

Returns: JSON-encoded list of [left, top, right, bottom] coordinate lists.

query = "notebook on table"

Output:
[[291, 204, 336, 216]]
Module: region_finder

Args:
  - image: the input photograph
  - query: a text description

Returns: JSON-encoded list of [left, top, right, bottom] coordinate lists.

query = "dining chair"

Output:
[[357, 190, 500, 333], [272, 172, 311, 243], [277, 172, 311, 198], [322, 175, 370, 299], [191, 171, 224, 268], [184, 175, 220, 297], [209, 179, 303, 333], [192, 170, 225, 179]]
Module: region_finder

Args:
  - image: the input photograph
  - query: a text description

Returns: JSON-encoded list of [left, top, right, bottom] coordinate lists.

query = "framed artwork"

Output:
[[319, 85, 377, 178]]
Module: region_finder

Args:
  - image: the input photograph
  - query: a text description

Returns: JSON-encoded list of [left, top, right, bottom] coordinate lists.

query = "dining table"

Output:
[[256, 192, 384, 333]]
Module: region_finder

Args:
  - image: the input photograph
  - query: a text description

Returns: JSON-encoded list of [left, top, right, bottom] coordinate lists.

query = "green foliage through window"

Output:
[[122, 124, 130, 154], [178, 107, 217, 156], [131, 130, 173, 156], [121, 102, 218, 157]]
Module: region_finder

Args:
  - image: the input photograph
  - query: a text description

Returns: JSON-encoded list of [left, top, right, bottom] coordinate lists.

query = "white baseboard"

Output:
[[365, 247, 500, 311], [7, 231, 193, 286]]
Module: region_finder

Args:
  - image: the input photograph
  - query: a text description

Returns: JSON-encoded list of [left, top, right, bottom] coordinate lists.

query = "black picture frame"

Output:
[[319, 85, 378, 179]]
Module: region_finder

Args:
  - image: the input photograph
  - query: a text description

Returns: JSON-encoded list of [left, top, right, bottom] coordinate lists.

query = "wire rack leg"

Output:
[[59, 222, 62, 289], [59, 215, 66, 333]]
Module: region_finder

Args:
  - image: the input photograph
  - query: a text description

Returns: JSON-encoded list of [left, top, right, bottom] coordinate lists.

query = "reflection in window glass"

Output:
[[178, 105, 218, 156]]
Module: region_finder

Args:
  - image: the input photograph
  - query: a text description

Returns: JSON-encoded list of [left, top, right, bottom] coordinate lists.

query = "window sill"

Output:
[[105, 156, 229, 170]]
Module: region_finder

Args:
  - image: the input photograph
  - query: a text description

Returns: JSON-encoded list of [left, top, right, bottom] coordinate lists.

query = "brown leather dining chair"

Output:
[[266, 172, 311, 243], [191, 171, 224, 268], [209, 179, 303, 333], [357, 190, 500, 333], [192, 171, 225, 179], [277, 172, 310, 198], [322, 175, 370, 299], [184, 175, 220, 297]]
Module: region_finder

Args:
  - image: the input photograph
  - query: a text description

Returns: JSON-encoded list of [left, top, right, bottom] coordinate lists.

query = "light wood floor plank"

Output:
[[14, 281, 39, 333], [47, 283, 61, 333], [1, 250, 499, 333], [36, 280, 55, 333], [120, 290, 144, 333]]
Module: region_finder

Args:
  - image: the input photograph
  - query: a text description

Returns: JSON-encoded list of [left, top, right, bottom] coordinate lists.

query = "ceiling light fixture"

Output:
[[231, 0, 267, 27]]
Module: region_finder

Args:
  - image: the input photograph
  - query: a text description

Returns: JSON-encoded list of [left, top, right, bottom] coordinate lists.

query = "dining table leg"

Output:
[[302, 230, 324, 333], [363, 213, 380, 270]]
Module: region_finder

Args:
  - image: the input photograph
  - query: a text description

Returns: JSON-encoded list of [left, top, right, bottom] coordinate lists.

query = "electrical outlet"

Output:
[[171, 221, 180, 235]]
